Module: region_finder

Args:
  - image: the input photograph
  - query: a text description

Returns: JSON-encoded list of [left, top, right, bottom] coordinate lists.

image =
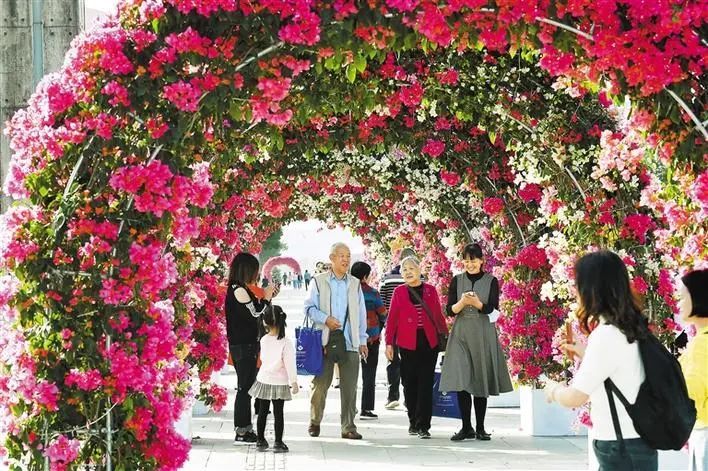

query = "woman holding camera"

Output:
[[226, 252, 279, 444], [440, 243, 513, 441]]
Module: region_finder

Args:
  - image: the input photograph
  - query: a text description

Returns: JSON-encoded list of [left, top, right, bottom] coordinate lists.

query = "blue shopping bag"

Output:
[[295, 314, 324, 376], [432, 371, 461, 418]]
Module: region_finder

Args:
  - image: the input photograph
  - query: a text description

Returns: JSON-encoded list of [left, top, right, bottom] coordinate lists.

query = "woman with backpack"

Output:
[[677, 269, 708, 471], [544, 251, 657, 470]]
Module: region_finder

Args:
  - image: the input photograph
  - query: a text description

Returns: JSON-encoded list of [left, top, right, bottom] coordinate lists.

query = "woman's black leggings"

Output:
[[456, 391, 488, 432], [256, 399, 285, 442]]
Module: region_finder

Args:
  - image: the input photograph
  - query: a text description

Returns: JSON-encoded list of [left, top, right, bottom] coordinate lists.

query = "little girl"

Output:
[[248, 305, 298, 452]]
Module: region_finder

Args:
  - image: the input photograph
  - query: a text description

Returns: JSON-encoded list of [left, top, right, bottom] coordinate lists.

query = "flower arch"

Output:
[[262, 256, 302, 279], [0, 0, 705, 469]]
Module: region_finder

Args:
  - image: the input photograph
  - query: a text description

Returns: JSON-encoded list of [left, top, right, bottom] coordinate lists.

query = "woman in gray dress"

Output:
[[440, 243, 513, 441]]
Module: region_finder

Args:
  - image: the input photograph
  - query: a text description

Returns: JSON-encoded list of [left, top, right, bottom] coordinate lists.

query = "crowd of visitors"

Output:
[[226, 244, 707, 469]]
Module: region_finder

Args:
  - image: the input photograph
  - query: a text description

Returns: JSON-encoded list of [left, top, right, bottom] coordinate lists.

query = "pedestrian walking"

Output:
[[385, 255, 447, 439]]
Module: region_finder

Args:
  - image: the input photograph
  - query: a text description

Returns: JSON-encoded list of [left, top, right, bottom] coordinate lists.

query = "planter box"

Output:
[[192, 370, 221, 416], [488, 389, 520, 408], [175, 402, 193, 440], [587, 435, 689, 470], [520, 385, 586, 436]]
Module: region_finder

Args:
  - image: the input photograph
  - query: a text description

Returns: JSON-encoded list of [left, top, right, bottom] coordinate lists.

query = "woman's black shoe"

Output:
[[418, 429, 431, 439], [450, 429, 476, 441], [408, 425, 418, 435], [256, 438, 269, 451], [476, 430, 492, 441], [273, 441, 289, 453]]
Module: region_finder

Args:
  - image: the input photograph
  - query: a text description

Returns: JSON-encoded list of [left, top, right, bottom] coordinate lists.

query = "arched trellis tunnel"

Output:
[[0, 0, 705, 469], [262, 256, 302, 279]]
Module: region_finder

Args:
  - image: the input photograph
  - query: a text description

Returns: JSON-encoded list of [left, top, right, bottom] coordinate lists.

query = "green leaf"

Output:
[[151, 18, 159, 34], [488, 131, 497, 145], [228, 102, 242, 121], [346, 65, 357, 83], [404, 33, 417, 50], [324, 56, 337, 70], [354, 55, 367, 73]]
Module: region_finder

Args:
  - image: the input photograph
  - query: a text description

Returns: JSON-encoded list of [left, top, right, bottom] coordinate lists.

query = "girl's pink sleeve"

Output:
[[283, 339, 298, 384]]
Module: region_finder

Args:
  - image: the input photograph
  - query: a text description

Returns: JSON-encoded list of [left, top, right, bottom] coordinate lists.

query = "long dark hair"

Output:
[[681, 269, 708, 317], [228, 252, 260, 287], [263, 305, 287, 340], [575, 250, 648, 343]]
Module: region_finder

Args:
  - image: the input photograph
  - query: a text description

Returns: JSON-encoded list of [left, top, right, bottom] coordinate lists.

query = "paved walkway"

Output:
[[185, 286, 589, 471]]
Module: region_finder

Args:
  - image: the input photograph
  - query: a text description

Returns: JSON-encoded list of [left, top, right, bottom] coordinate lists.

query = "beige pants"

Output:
[[310, 332, 360, 433]]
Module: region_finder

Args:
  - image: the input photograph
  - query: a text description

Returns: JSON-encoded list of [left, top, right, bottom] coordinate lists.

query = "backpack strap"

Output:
[[604, 379, 628, 454]]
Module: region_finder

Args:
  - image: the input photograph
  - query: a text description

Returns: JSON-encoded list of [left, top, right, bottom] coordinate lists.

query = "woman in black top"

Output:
[[226, 252, 278, 443], [439, 243, 512, 441]]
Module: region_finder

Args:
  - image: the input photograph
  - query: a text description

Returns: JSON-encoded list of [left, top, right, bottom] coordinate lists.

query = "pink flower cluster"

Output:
[[64, 369, 103, 391], [621, 213, 655, 244], [692, 170, 708, 218], [421, 139, 445, 158], [109, 160, 212, 220], [43, 435, 80, 471], [482, 197, 505, 216], [440, 169, 461, 186], [162, 81, 202, 112]]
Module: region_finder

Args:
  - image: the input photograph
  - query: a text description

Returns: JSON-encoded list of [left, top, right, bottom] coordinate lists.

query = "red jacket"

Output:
[[385, 283, 447, 350]]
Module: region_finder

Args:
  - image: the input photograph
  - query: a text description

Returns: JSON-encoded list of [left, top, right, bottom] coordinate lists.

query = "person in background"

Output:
[[351, 261, 387, 420], [440, 243, 512, 441], [304, 269, 312, 290], [677, 269, 708, 471], [380, 247, 417, 409], [226, 252, 279, 444], [249, 305, 299, 453], [544, 251, 657, 470], [385, 256, 447, 439]]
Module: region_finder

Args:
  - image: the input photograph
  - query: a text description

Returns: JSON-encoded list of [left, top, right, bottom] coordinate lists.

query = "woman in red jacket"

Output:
[[385, 255, 448, 439]]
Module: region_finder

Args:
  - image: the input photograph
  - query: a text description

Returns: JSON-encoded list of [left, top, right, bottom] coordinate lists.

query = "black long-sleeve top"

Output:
[[445, 272, 500, 317], [225, 283, 270, 345]]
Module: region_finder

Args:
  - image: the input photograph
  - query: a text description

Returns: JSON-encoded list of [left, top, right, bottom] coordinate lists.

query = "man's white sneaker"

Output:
[[385, 400, 399, 410]]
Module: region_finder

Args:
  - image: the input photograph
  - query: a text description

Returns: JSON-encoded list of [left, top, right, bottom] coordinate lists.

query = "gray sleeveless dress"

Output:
[[439, 273, 513, 396]]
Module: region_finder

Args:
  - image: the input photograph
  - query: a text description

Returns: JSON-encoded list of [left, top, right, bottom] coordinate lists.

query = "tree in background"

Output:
[[258, 229, 287, 264]]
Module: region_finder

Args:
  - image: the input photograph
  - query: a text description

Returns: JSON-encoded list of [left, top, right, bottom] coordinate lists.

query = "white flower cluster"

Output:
[[190, 246, 221, 273], [538, 231, 575, 303]]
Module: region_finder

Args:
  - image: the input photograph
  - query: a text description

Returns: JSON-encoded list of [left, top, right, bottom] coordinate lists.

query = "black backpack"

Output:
[[604, 333, 697, 451]]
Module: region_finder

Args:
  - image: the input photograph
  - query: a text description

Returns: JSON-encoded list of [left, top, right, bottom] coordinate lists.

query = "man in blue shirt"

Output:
[[304, 243, 368, 439]]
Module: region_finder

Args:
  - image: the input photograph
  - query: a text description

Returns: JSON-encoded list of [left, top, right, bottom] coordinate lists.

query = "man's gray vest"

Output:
[[313, 272, 362, 349]]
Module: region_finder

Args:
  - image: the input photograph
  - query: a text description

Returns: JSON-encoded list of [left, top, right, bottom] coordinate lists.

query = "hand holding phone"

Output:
[[565, 321, 574, 345]]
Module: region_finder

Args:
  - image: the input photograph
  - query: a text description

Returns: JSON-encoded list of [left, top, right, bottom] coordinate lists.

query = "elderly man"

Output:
[[304, 243, 368, 439]]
